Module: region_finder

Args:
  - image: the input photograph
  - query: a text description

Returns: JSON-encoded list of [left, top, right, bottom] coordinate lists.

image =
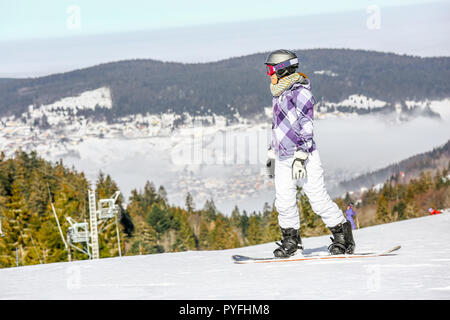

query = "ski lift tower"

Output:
[[88, 189, 100, 259], [88, 189, 122, 259], [48, 186, 122, 262]]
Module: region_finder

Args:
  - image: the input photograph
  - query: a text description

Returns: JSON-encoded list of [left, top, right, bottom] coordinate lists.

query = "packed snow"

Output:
[[1, 211, 449, 299], [321, 94, 387, 110], [31, 87, 112, 115]]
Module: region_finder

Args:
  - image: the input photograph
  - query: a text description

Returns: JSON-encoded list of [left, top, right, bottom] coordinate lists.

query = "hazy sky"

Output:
[[1, 1, 449, 77], [0, 0, 443, 41]]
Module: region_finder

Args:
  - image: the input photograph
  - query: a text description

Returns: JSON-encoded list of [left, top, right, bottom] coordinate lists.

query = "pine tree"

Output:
[[203, 199, 217, 221], [230, 205, 241, 228], [185, 192, 195, 213], [147, 204, 170, 234], [299, 190, 327, 236], [375, 194, 391, 223], [361, 187, 379, 206], [262, 202, 272, 220], [246, 215, 262, 245], [157, 186, 168, 204], [392, 201, 407, 220], [208, 214, 238, 250], [239, 211, 250, 238], [172, 213, 196, 252], [28, 169, 49, 215], [198, 219, 210, 250], [143, 181, 158, 210], [262, 209, 281, 242], [209, 215, 228, 250], [434, 169, 444, 190], [404, 202, 420, 219], [128, 222, 159, 255], [127, 189, 146, 217], [96, 171, 122, 205]]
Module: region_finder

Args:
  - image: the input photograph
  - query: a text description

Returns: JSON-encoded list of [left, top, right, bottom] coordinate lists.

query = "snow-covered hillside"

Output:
[[1, 211, 449, 299], [30, 87, 112, 115], [321, 94, 387, 111]]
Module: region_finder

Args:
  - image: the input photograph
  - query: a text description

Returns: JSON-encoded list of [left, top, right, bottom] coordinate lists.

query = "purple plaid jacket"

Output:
[[271, 79, 316, 160]]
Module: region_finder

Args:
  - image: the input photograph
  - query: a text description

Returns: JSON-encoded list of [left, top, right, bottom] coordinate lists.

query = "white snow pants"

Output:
[[274, 150, 346, 230]]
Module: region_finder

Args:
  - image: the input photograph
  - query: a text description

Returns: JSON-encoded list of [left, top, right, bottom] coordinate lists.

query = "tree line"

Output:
[[0, 150, 448, 268]]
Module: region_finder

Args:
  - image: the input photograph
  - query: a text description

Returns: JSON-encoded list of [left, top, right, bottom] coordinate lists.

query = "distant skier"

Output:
[[428, 208, 441, 215], [265, 49, 355, 257], [345, 203, 357, 230]]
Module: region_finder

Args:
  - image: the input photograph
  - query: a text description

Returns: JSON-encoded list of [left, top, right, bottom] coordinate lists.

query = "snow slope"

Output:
[[1, 211, 449, 299]]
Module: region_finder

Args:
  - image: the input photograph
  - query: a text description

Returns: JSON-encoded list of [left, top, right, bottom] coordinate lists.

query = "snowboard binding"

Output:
[[328, 221, 355, 255], [273, 228, 303, 258]]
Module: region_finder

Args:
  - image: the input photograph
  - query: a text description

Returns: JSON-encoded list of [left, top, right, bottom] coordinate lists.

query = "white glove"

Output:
[[266, 148, 276, 178], [292, 150, 308, 180]]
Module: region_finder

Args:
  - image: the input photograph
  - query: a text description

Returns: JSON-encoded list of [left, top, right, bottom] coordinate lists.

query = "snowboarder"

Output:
[[345, 203, 357, 230], [265, 49, 355, 258]]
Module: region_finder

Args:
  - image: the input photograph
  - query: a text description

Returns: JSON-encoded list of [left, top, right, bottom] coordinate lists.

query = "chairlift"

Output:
[[66, 217, 90, 243], [98, 199, 118, 220], [97, 191, 120, 220]]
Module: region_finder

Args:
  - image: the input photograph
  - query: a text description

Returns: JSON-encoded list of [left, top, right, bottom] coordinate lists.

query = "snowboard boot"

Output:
[[273, 228, 303, 258], [328, 221, 355, 255]]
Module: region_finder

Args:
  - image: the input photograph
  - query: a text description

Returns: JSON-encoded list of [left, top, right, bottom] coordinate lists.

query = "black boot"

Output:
[[273, 228, 303, 258], [328, 221, 355, 255]]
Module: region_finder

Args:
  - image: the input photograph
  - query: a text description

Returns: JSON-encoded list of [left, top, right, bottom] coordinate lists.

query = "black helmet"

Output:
[[265, 49, 299, 78]]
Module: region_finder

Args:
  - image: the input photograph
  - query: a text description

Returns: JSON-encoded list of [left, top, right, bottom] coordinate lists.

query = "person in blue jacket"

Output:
[[345, 203, 357, 230]]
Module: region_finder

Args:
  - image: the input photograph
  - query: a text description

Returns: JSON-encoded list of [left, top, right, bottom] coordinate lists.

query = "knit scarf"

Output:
[[270, 72, 308, 97]]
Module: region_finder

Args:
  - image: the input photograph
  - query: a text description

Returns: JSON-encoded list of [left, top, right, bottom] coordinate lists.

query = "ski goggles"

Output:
[[265, 58, 299, 76]]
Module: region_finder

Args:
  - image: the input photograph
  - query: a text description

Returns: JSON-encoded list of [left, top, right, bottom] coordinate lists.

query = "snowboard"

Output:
[[232, 245, 401, 264]]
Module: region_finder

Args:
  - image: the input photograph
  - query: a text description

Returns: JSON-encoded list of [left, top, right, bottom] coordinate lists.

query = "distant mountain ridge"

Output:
[[1, 49, 449, 120], [330, 139, 450, 197]]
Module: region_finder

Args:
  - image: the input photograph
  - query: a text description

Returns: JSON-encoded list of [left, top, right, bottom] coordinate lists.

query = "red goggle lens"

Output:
[[266, 65, 275, 76]]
